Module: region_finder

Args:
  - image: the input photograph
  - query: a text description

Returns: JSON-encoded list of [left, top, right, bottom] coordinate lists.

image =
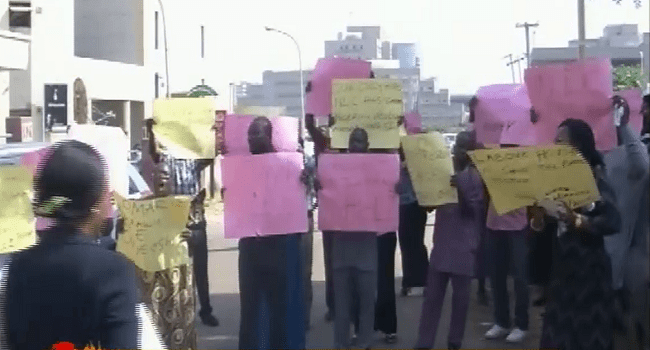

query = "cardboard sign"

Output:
[[305, 57, 372, 117], [115, 194, 191, 272], [317, 153, 400, 232], [330, 79, 403, 149], [0, 167, 36, 254], [469, 145, 600, 215], [153, 97, 217, 159], [475, 84, 538, 146], [224, 115, 299, 155], [401, 132, 458, 206], [404, 111, 422, 134], [222, 152, 308, 238], [524, 57, 615, 150]]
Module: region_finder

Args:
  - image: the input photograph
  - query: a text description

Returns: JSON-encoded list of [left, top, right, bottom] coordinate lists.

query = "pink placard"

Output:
[[404, 111, 422, 135], [222, 152, 308, 238], [317, 153, 400, 232], [474, 84, 538, 146], [224, 115, 299, 155], [524, 57, 615, 150], [617, 88, 644, 135], [305, 57, 372, 116], [20, 147, 54, 231]]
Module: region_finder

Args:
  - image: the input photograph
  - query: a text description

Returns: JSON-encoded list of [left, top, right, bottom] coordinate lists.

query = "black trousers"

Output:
[[191, 222, 212, 316], [374, 232, 398, 334], [398, 203, 429, 289], [323, 231, 335, 313]]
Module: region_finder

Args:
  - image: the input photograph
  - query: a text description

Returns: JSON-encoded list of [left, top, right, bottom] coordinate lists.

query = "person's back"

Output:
[[5, 228, 138, 350]]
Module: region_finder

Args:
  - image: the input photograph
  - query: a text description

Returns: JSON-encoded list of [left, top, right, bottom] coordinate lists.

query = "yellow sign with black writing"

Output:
[[469, 145, 600, 215], [115, 194, 191, 272], [153, 97, 216, 159], [401, 132, 458, 206], [0, 166, 36, 254], [331, 79, 403, 149]]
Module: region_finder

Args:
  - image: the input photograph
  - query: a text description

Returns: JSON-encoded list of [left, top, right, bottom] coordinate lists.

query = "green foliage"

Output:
[[613, 65, 648, 90]]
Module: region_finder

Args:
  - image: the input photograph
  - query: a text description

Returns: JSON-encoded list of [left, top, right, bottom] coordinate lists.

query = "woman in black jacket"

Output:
[[531, 119, 622, 350], [0, 140, 158, 350]]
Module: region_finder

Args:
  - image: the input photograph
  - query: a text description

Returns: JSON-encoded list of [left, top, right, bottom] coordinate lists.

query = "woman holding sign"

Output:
[[532, 119, 621, 350]]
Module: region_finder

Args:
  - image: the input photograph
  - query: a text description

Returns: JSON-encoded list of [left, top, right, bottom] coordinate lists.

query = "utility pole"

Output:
[[504, 54, 518, 83], [577, 0, 586, 59], [516, 22, 539, 68], [516, 55, 524, 83]]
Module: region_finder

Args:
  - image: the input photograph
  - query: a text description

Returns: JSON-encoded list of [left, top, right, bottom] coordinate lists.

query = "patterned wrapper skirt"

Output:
[[135, 264, 197, 350]]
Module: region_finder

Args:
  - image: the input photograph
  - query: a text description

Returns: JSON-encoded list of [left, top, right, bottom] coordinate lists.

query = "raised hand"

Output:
[[612, 95, 630, 127]]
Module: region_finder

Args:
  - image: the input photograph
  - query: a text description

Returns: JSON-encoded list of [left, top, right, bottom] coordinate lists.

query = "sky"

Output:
[[160, 0, 649, 102]]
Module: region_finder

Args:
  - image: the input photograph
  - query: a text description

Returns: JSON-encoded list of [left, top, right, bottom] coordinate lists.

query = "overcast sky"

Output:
[[160, 0, 649, 102]]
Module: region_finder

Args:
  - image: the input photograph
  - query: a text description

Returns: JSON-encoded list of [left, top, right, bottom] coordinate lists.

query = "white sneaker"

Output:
[[505, 328, 527, 343], [484, 324, 509, 339]]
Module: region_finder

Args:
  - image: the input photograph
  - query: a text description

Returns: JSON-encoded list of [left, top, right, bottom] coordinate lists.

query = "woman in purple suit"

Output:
[[415, 131, 486, 350]]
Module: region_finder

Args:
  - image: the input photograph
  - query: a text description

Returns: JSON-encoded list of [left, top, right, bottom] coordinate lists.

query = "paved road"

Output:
[[197, 205, 542, 349]]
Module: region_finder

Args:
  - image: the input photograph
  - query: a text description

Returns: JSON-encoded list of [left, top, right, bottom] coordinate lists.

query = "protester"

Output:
[[642, 94, 650, 148], [483, 145, 530, 343], [225, 116, 306, 350], [396, 157, 429, 297], [316, 127, 398, 349], [149, 118, 221, 330], [533, 118, 622, 350], [0, 140, 162, 350], [415, 131, 485, 350], [605, 95, 649, 350]]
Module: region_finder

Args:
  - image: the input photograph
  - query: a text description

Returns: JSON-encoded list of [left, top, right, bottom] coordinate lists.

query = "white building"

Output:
[[3, 0, 172, 147], [531, 24, 649, 74], [235, 26, 423, 119]]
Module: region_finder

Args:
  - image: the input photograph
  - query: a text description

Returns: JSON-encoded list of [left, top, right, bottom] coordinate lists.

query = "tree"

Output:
[[613, 65, 648, 90], [611, 0, 643, 8]]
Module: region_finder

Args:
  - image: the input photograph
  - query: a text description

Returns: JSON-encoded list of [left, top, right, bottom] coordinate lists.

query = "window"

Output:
[[155, 11, 159, 50], [9, 2, 31, 28]]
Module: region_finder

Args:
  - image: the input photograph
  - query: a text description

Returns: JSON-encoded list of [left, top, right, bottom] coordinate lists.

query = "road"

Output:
[[196, 203, 542, 349]]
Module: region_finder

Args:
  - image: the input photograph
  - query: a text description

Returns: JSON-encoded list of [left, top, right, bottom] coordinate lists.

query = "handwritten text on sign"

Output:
[[317, 154, 400, 232], [0, 167, 36, 254], [115, 195, 191, 272], [401, 133, 458, 206], [331, 79, 403, 149], [222, 152, 308, 238], [469, 145, 600, 215]]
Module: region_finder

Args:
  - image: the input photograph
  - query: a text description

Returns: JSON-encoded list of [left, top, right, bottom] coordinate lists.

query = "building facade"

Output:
[[531, 24, 649, 75], [418, 77, 466, 129], [3, 0, 171, 148]]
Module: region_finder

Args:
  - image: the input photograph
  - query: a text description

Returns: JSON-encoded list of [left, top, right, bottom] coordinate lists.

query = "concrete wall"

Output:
[[74, 0, 144, 65]]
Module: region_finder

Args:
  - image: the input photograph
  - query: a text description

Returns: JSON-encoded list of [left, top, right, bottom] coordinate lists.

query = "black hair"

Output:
[[456, 130, 478, 151], [558, 118, 604, 168], [643, 94, 650, 105], [349, 127, 369, 141], [33, 140, 108, 223], [251, 116, 273, 138]]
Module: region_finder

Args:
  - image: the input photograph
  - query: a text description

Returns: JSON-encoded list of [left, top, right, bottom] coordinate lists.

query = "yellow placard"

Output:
[[401, 132, 458, 206], [234, 105, 287, 118], [469, 145, 600, 215], [331, 79, 403, 149], [153, 97, 216, 159], [115, 194, 192, 272], [0, 166, 36, 254]]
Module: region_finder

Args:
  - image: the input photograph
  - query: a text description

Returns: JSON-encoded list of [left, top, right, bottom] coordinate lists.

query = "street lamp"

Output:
[[157, 0, 170, 97], [265, 26, 305, 140]]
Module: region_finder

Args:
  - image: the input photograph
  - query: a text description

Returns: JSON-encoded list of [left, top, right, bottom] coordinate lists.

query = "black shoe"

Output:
[[325, 310, 334, 322], [384, 333, 397, 344], [200, 313, 219, 327], [400, 287, 410, 297], [448, 342, 460, 350]]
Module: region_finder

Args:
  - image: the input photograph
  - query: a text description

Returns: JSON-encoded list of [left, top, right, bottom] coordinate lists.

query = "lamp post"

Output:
[[157, 0, 171, 97], [265, 26, 305, 140]]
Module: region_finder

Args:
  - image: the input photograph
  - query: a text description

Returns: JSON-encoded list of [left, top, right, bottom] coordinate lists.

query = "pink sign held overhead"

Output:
[[474, 84, 538, 146], [317, 153, 400, 233], [616, 88, 644, 135], [524, 57, 615, 150], [305, 57, 372, 117], [222, 152, 308, 238], [224, 115, 299, 155], [404, 111, 422, 135]]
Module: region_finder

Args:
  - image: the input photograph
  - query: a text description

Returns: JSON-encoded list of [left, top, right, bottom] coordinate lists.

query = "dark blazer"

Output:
[[2, 225, 140, 350]]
